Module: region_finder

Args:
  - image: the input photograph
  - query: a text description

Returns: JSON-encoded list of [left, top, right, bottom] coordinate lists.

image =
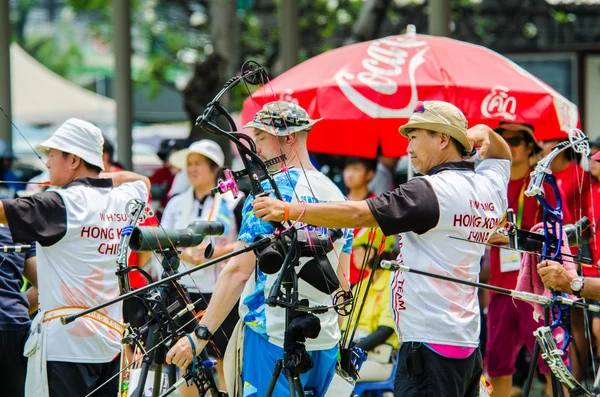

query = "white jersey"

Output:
[[367, 160, 510, 347], [4, 178, 148, 363], [161, 188, 240, 293]]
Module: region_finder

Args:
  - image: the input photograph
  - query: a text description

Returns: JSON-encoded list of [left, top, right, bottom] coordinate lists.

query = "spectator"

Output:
[[346, 228, 399, 383], [343, 156, 377, 286]]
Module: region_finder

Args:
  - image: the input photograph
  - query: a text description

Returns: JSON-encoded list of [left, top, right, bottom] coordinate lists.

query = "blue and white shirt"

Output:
[[238, 169, 353, 351]]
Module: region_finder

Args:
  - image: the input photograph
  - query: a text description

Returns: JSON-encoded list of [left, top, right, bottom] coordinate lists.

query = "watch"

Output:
[[194, 324, 214, 341], [571, 277, 585, 298]]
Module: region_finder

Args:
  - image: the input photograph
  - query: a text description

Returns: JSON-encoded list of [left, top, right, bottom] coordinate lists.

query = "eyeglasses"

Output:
[[504, 137, 526, 147]]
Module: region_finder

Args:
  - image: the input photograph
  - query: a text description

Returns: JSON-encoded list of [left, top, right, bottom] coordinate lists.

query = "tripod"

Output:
[[264, 249, 323, 397]]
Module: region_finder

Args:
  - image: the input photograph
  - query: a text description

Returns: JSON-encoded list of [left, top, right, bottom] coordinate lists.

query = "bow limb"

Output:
[[242, 74, 355, 311]]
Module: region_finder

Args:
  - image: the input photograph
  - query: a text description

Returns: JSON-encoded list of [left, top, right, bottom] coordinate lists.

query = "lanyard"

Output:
[[516, 181, 526, 229]]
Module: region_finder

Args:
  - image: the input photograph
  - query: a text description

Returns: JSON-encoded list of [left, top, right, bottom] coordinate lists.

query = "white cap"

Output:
[[41, 118, 105, 171], [168, 140, 224, 170]]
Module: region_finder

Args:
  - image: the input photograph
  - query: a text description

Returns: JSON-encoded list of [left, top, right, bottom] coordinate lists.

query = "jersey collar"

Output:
[[63, 177, 114, 189], [426, 161, 475, 176]]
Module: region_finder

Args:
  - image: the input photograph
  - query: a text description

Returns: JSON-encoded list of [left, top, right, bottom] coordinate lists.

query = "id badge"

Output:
[[500, 249, 521, 273]]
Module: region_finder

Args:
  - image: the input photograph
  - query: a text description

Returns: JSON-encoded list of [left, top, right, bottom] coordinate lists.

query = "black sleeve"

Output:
[[366, 177, 439, 236], [355, 326, 395, 351], [2, 191, 67, 246]]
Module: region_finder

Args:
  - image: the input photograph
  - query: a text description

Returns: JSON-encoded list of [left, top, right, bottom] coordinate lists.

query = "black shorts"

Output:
[[0, 329, 29, 397], [47, 357, 120, 397], [190, 292, 239, 359], [394, 342, 482, 397]]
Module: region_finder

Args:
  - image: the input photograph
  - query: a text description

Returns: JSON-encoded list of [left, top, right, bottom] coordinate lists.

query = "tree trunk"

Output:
[[348, 0, 392, 44], [183, 0, 240, 168], [183, 55, 234, 168], [209, 0, 239, 106]]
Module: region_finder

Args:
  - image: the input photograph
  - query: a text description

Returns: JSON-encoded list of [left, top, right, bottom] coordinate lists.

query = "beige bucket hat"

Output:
[[399, 101, 472, 155]]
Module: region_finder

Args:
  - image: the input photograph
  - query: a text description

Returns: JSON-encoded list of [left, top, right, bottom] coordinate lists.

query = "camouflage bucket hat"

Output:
[[243, 101, 322, 136]]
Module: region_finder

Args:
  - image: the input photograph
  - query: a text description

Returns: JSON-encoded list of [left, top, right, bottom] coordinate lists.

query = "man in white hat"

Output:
[[0, 118, 150, 397], [252, 101, 512, 397], [166, 101, 353, 396]]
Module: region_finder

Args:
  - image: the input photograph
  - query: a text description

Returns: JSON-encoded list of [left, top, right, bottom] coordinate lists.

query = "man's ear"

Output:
[[285, 134, 296, 145], [70, 154, 83, 170], [439, 133, 451, 150]]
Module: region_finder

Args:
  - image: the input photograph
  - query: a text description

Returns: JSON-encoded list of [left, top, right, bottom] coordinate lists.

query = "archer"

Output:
[[166, 101, 353, 396], [0, 119, 150, 397]]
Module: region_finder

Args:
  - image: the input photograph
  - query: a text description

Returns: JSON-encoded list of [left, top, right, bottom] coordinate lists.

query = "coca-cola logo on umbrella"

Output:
[[481, 86, 517, 120], [335, 35, 430, 118]]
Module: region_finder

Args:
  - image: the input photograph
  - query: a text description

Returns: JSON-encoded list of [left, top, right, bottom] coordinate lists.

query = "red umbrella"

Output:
[[241, 28, 579, 158]]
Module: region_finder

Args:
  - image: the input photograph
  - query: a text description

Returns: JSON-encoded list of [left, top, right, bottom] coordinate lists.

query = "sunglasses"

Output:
[[504, 137, 526, 147]]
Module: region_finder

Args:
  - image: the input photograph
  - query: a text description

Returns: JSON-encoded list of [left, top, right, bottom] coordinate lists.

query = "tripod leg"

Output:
[[131, 328, 159, 397], [293, 374, 305, 397], [286, 369, 296, 397], [266, 360, 284, 397], [152, 363, 163, 397], [523, 340, 541, 397]]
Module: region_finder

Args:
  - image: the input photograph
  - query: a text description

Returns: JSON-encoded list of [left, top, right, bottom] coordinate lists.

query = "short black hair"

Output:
[[84, 160, 103, 174], [62, 152, 103, 173], [344, 156, 377, 173], [206, 157, 220, 172], [103, 138, 115, 161]]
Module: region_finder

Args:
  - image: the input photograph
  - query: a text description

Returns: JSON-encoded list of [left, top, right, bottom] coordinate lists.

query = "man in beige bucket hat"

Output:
[[0, 118, 151, 397], [252, 100, 513, 396]]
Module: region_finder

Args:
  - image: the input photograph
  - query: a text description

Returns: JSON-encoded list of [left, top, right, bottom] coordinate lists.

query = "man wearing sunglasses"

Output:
[[486, 122, 571, 397], [253, 100, 512, 397]]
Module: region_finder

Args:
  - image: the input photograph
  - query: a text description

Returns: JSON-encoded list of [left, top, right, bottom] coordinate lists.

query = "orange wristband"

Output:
[[283, 203, 290, 222]]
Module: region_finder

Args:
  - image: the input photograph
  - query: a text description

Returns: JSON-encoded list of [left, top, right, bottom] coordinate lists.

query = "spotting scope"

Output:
[[129, 221, 224, 252]]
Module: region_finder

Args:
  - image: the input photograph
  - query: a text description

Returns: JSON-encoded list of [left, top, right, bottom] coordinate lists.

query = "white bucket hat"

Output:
[[169, 140, 225, 170], [41, 118, 105, 171]]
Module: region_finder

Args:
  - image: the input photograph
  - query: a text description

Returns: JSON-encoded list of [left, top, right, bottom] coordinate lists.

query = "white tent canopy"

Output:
[[10, 43, 115, 125]]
